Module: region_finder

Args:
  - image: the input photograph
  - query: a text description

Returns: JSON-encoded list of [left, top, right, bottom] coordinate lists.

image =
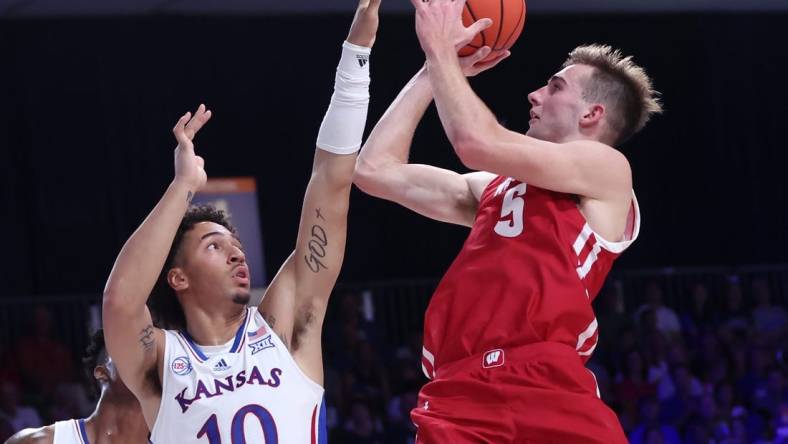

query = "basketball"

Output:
[[459, 0, 527, 61]]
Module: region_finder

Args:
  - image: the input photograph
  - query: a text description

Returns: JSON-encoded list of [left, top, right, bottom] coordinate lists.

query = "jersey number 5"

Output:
[[494, 183, 527, 238], [197, 404, 277, 443]]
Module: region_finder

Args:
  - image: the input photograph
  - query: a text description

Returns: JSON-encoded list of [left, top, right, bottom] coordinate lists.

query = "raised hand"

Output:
[[347, 0, 382, 48], [410, 0, 492, 56], [172, 104, 211, 191], [459, 46, 511, 77]]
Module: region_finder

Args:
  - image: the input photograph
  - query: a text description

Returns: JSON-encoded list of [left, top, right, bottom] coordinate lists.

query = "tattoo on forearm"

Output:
[[304, 224, 328, 273], [187, 191, 194, 203], [315, 208, 326, 221], [139, 325, 155, 352]]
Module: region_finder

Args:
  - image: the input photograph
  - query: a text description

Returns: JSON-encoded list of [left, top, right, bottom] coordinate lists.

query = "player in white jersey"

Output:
[[153, 306, 324, 442], [101, 0, 380, 442], [4, 329, 149, 444]]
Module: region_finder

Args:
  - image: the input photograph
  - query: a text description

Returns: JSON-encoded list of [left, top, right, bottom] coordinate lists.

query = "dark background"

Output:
[[1, 12, 787, 297]]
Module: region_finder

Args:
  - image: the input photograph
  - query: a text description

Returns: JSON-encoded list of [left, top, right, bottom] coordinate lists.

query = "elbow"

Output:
[[450, 130, 490, 171], [102, 284, 131, 318], [449, 116, 504, 171], [102, 288, 122, 313], [353, 155, 384, 196]]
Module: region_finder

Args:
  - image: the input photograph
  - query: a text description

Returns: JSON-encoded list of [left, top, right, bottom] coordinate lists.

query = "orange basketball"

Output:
[[459, 0, 526, 61]]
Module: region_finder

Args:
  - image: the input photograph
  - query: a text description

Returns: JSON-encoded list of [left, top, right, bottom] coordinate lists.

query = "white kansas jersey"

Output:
[[150, 308, 327, 444], [53, 419, 88, 444]]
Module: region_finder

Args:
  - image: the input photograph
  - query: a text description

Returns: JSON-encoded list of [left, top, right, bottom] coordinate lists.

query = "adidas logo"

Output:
[[213, 358, 231, 372], [356, 55, 369, 68]]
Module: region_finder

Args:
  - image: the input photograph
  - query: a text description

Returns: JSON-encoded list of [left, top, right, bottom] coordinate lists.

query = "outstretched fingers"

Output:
[[466, 17, 493, 38], [173, 112, 192, 146], [184, 104, 212, 141], [465, 46, 491, 64], [477, 50, 511, 70], [172, 104, 212, 154]]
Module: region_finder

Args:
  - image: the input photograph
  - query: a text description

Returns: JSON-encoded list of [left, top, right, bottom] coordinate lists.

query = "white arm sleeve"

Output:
[[316, 41, 372, 154]]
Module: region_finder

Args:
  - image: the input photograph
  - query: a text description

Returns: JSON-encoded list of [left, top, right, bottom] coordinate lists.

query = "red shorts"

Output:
[[411, 342, 627, 443]]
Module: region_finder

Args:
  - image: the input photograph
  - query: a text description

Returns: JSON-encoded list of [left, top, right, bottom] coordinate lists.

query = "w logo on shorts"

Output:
[[483, 349, 504, 368]]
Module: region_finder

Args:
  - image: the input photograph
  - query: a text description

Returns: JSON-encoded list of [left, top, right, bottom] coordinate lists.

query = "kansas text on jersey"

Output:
[[150, 308, 327, 444]]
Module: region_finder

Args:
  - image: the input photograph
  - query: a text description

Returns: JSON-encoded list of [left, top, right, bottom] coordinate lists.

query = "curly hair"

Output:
[[147, 205, 237, 330], [82, 328, 109, 398]]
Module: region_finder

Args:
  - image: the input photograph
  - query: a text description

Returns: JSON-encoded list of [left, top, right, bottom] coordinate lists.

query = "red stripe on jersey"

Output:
[[311, 405, 317, 444], [576, 231, 596, 265]]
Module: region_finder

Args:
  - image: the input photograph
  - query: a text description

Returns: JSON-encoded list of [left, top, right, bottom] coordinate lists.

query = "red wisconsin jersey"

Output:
[[421, 176, 640, 379]]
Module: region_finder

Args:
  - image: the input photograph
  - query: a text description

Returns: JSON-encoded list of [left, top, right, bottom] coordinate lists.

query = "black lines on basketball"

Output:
[[459, 0, 527, 62], [464, 2, 487, 48], [493, 0, 505, 50], [500, 0, 525, 52]]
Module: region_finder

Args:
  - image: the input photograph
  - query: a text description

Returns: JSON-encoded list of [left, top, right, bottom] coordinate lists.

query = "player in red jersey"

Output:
[[354, 0, 662, 442]]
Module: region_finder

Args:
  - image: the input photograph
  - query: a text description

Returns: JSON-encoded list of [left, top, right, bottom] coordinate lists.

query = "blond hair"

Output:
[[563, 44, 662, 145]]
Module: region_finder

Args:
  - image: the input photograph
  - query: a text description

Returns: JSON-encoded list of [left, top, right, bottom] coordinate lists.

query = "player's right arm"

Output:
[[354, 47, 509, 227], [4, 426, 53, 444], [101, 107, 211, 416]]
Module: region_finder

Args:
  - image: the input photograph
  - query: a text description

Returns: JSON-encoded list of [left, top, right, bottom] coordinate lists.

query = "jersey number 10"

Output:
[[197, 404, 278, 443]]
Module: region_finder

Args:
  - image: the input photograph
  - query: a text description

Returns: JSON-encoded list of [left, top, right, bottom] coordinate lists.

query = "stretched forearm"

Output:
[[358, 66, 433, 169], [310, 151, 357, 194], [104, 180, 193, 308], [294, 33, 368, 295], [299, 152, 354, 276], [426, 48, 498, 151]]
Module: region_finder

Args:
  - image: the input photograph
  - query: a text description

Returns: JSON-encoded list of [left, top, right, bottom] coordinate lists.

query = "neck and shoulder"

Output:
[[546, 134, 634, 244], [4, 424, 56, 444], [82, 396, 150, 444], [3, 399, 149, 444], [179, 299, 249, 346]]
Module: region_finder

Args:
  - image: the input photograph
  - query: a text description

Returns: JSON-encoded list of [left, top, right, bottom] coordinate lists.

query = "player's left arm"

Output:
[[411, 0, 631, 200], [258, 0, 379, 386]]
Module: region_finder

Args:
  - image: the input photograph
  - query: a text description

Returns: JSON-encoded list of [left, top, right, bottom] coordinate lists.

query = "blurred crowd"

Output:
[[592, 276, 787, 444], [1, 274, 786, 443]]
